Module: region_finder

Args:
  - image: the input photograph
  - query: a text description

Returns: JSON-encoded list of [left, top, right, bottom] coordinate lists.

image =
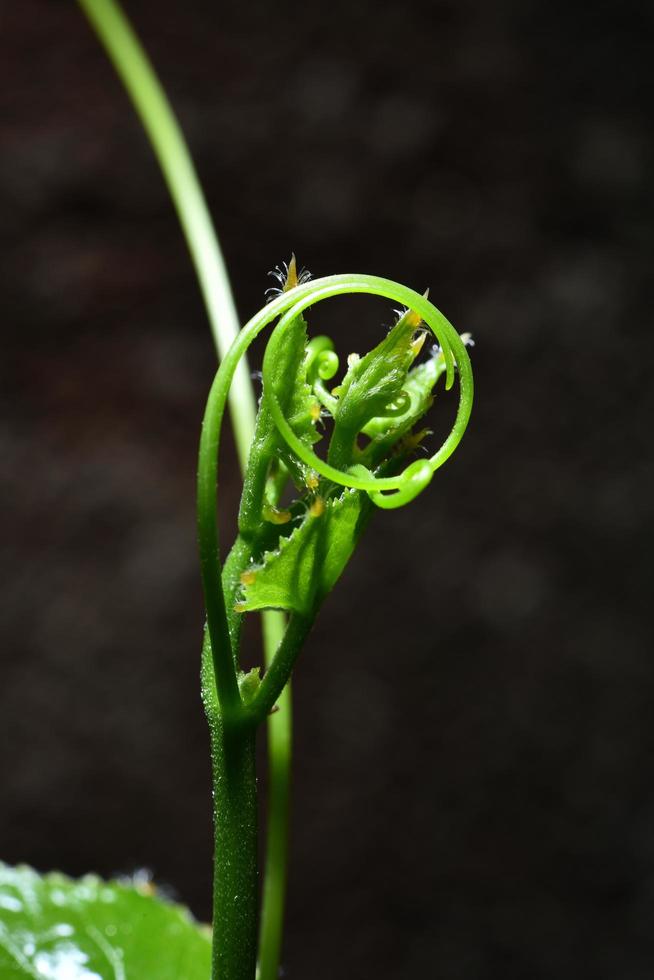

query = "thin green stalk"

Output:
[[257, 612, 291, 980], [77, 2, 292, 976], [249, 616, 313, 724], [76, 0, 256, 468]]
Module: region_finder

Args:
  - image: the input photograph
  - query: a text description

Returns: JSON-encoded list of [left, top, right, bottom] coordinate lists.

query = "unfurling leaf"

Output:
[[239, 313, 320, 537], [359, 348, 448, 467], [327, 309, 425, 468], [237, 490, 371, 616]]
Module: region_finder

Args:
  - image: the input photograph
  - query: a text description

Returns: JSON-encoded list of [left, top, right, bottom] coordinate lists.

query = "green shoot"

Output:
[[199, 270, 473, 976], [72, 5, 475, 980]]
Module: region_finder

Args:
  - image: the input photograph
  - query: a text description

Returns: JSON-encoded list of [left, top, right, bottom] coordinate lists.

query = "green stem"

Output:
[[200, 632, 258, 980], [257, 611, 291, 980], [210, 716, 258, 980], [76, 13, 474, 979], [198, 362, 242, 717], [77, 2, 293, 975], [76, 0, 256, 469], [249, 616, 313, 724]]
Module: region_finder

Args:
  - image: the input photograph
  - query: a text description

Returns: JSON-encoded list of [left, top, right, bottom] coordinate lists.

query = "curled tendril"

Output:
[[196, 272, 474, 713], [201, 278, 470, 558], [200, 274, 472, 538], [305, 337, 340, 415], [349, 459, 433, 509], [258, 278, 472, 510], [305, 336, 340, 382]]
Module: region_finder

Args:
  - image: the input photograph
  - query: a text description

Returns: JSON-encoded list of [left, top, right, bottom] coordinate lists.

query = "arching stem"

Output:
[[76, 0, 256, 467], [77, 3, 291, 977]]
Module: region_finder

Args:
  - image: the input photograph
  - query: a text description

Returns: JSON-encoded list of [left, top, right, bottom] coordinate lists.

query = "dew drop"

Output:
[[0, 894, 22, 912]]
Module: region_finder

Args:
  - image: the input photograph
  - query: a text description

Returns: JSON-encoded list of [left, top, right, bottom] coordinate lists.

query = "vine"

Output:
[[75, 2, 475, 978], [198, 270, 473, 977]]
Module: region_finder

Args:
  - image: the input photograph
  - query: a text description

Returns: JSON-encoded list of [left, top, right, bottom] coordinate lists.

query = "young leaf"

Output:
[[239, 313, 320, 537], [0, 863, 210, 980], [328, 310, 423, 469], [359, 348, 447, 467], [237, 489, 371, 616]]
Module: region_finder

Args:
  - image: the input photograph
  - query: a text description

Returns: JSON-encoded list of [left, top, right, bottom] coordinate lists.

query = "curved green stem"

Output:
[[198, 386, 242, 716], [77, 3, 291, 975], [76, 0, 256, 469]]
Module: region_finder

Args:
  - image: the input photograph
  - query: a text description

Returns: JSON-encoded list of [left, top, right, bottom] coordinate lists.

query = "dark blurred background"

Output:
[[2, 0, 653, 977]]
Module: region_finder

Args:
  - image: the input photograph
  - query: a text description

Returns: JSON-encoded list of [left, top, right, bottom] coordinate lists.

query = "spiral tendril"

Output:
[[257, 278, 473, 509], [305, 336, 340, 382], [198, 275, 474, 644], [196, 272, 474, 725]]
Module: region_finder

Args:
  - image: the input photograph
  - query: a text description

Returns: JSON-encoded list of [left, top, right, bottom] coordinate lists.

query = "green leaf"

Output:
[[359, 348, 447, 466], [239, 313, 320, 535], [328, 309, 422, 468], [237, 489, 371, 616], [0, 863, 210, 980], [266, 314, 320, 449]]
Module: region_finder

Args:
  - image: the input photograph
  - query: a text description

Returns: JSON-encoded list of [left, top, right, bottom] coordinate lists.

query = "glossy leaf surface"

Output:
[[238, 489, 370, 616], [360, 348, 448, 466], [0, 863, 210, 979], [327, 309, 422, 468]]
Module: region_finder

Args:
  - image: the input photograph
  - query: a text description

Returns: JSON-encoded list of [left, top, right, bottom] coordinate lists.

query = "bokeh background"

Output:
[[2, 1, 653, 977]]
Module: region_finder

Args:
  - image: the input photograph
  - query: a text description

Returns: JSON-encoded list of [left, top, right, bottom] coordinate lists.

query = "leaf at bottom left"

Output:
[[0, 863, 210, 979]]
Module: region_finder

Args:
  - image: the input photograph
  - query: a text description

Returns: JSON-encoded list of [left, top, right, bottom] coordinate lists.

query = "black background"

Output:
[[2, 1, 653, 977]]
